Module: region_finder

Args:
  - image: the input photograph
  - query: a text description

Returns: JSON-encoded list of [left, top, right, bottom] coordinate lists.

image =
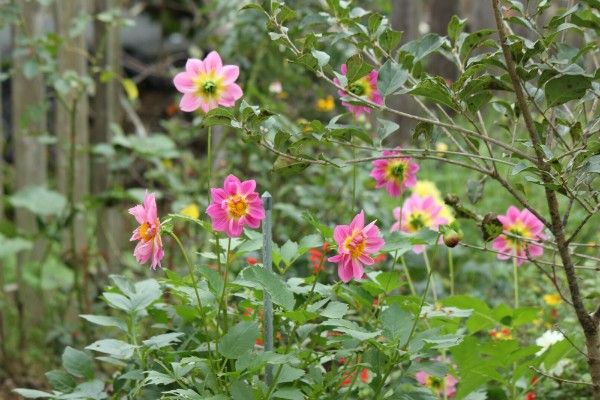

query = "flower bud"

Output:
[[443, 229, 462, 248]]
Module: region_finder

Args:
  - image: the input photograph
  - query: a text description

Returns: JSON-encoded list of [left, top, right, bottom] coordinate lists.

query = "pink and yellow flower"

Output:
[[491, 206, 545, 266], [334, 64, 383, 117], [370, 148, 419, 196], [328, 211, 385, 283], [173, 51, 243, 113], [391, 194, 449, 254], [416, 371, 458, 398], [206, 174, 265, 238], [129, 192, 164, 270]]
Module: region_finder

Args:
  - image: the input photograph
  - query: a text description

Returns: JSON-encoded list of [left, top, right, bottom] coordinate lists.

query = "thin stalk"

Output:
[[207, 126, 212, 206], [513, 253, 519, 308], [400, 255, 416, 296], [218, 237, 232, 335], [423, 250, 437, 303], [448, 249, 455, 296], [169, 231, 212, 363]]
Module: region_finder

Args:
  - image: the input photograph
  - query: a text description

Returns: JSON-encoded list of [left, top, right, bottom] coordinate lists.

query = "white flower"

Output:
[[418, 22, 430, 35], [535, 330, 564, 356], [268, 81, 283, 94]]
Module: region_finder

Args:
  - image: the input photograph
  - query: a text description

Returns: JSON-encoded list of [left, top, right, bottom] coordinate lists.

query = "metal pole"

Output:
[[261, 192, 274, 385]]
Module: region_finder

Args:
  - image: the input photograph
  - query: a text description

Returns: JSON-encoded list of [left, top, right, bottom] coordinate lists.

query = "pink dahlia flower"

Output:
[[173, 51, 243, 113], [416, 371, 458, 398], [334, 64, 383, 117], [370, 148, 419, 196], [491, 206, 545, 266], [391, 194, 448, 254], [206, 174, 265, 237], [129, 192, 164, 270], [328, 210, 385, 283]]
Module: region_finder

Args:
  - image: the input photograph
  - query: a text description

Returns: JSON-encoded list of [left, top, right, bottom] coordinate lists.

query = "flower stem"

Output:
[[169, 231, 213, 363], [351, 147, 357, 213], [513, 254, 519, 308], [218, 237, 232, 335], [207, 126, 212, 206], [400, 255, 416, 296], [448, 248, 455, 296], [423, 250, 438, 303]]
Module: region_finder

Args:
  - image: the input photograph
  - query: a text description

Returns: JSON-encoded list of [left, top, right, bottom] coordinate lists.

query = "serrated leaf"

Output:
[[242, 267, 295, 311], [62, 347, 94, 380], [218, 321, 259, 359]]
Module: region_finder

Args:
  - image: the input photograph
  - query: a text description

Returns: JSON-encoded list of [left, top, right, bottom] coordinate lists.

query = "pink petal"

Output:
[[337, 257, 353, 283], [221, 65, 240, 84], [180, 93, 203, 112], [128, 205, 146, 224], [221, 83, 243, 102], [351, 258, 364, 280], [506, 206, 521, 223], [240, 179, 256, 195], [350, 210, 365, 231], [185, 58, 205, 75], [204, 51, 223, 72], [144, 193, 158, 222], [173, 72, 195, 93]]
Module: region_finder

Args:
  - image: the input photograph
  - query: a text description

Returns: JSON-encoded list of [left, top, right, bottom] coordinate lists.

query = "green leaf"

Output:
[[273, 387, 305, 400], [62, 347, 95, 379], [0, 235, 33, 258], [311, 49, 330, 67], [320, 301, 348, 319], [103, 292, 132, 312], [380, 304, 413, 341], [459, 29, 495, 61], [218, 321, 259, 359], [143, 332, 184, 349], [242, 267, 295, 310], [121, 78, 138, 101], [9, 186, 67, 217], [278, 365, 305, 383], [377, 60, 408, 96], [379, 29, 402, 53], [345, 54, 372, 83], [280, 240, 299, 265], [400, 33, 446, 61], [11, 389, 53, 398], [412, 121, 434, 145], [144, 370, 176, 386], [45, 370, 76, 392], [376, 271, 403, 293], [86, 339, 137, 359], [448, 15, 466, 43], [545, 74, 591, 107], [410, 77, 458, 110], [377, 118, 400, 140], [202, 107, 235, 127], [80, 315, 127, 331]]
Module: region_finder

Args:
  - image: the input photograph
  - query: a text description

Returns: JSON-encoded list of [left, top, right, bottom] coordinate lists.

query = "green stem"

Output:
[[218, 237, 232, 335], [400, 255, 416, 296], [207, 126, 212, 206], [448, 249, 455, 296], [513, 254, 519, 308], [169, 231, 212, 362], [351, 146, 357, 214], [422, 250, 438, 303]]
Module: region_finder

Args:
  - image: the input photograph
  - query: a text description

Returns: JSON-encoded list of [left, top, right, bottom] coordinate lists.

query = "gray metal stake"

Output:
[[261, 192, 274, 385]]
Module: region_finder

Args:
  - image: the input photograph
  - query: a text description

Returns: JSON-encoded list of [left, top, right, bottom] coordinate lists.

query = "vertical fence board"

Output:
[[92, 0, 124, 273], [11, 0, 49, 349]]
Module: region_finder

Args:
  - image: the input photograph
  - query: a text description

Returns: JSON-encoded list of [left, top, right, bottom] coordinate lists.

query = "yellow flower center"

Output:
[[426, 376, 443, 389], [348, 77, 372, 98], [506, 221, 531, 251], [343, 230, 366, 259], [227, 194, 249, 219], [193, 71, 224, 100], [386, 160, 407, 182], [139, 221, 158, 242], [407, 212, 431, 232]]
